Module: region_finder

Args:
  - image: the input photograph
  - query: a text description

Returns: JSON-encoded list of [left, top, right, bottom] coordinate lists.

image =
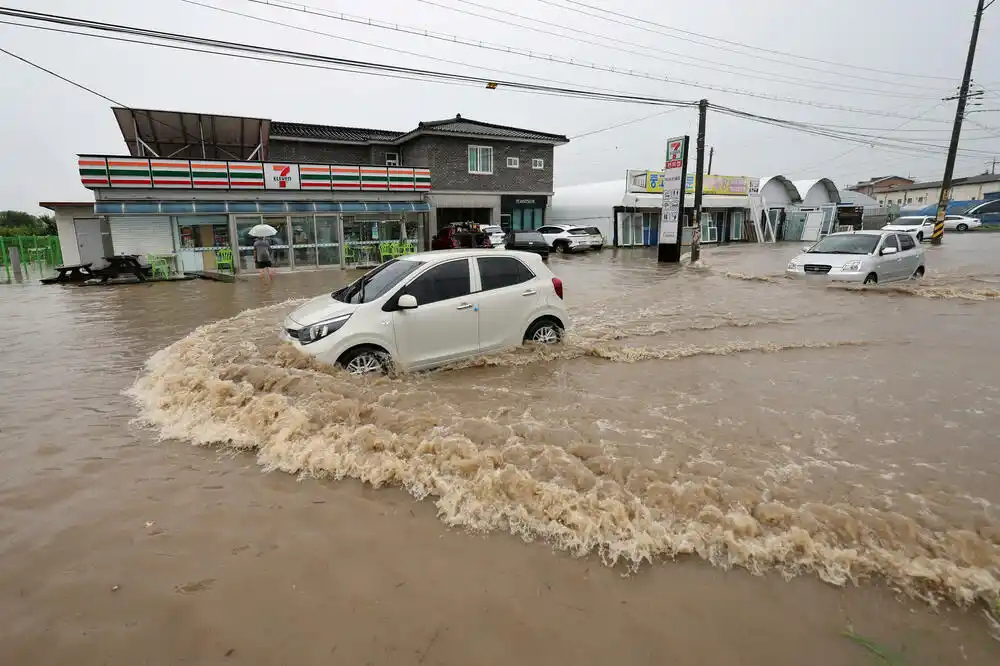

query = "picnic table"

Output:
[[41, 255, 147, 285]]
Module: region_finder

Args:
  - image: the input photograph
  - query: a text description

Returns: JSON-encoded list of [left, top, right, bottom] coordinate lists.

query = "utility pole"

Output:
[[690, 99, 708, 262], [707, 146, 714, 175], [932, 0, 990, 245], [989, 157, 998, 175]]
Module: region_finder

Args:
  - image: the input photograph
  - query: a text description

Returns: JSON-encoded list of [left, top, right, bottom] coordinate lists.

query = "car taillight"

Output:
[[552, 277, 563, 299]]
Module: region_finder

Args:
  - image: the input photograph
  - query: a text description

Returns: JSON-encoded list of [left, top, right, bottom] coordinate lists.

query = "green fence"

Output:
[[1, 236, 62, 282]]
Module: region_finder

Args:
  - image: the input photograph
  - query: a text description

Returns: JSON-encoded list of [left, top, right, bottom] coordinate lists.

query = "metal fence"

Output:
[[1, 236, 62, 282]]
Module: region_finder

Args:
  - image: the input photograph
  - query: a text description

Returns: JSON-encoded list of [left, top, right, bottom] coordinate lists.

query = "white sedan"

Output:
[[882, 216, 936, 242], [943, 215, 982, 231], [282, 250, 568, 374], [785, 230, 925, 285]]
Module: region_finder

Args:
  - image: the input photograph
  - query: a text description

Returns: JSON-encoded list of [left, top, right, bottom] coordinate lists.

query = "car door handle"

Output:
[[456, 303, 473, 310], [521, 289, 537, 296]]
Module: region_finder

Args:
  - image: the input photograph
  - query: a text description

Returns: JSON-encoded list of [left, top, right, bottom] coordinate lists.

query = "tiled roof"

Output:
[[415, 115, 569, 143], [884, 173, 1000, 191], [269, 115, 568, 145], [270, 121, 404, 143]]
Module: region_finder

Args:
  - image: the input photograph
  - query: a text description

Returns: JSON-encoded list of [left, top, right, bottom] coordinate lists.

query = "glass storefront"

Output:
[[164, 209, 426, 273], [175, 214, 231, 273], [501, 195, 547, 231]]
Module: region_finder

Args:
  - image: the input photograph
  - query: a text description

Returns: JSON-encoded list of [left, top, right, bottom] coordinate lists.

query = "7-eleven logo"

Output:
[[272, 164, 291, 187], [667, 140, 684, 161]]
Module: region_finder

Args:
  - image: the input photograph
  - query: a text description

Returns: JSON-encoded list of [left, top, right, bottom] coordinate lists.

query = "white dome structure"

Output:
[[793, 178, 841, 206], [758, 175, 801, 207]]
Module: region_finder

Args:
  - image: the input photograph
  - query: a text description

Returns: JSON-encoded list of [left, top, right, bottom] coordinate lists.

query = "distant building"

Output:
[[846, 175, 914, 198], [869, 173, 1000, 207]]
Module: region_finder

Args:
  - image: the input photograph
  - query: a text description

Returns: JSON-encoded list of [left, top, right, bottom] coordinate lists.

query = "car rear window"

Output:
[[568, 228, 590, 235], [583, 227, 601, 235], [514, 231, 545, 242]]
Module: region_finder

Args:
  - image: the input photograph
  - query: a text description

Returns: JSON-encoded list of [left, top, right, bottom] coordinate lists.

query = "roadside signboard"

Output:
[[659, 137, 688, 245]]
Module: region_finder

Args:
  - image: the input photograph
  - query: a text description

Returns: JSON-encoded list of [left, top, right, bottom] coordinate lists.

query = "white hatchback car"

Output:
[[282, 250, 569, 374], [785, 230, 925, 285]]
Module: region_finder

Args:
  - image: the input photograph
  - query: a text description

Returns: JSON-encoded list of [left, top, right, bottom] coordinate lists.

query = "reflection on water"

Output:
[[3, 234, 1000, 661]]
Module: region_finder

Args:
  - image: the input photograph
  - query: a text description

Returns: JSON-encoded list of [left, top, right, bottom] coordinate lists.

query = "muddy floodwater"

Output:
[[2, 235, 999, 665]]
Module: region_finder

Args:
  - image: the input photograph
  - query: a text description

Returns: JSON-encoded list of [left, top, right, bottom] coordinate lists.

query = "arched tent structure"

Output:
[[793, 178, 841, 207], [758, 175, 801, 207]]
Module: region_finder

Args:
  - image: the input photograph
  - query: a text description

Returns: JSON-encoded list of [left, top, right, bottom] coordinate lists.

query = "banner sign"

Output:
[[628, 169, 759, 196], [659, 136, 688, 245]]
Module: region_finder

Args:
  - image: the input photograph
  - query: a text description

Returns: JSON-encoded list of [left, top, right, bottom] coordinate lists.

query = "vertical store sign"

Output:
[[659, 136, 688, 244]]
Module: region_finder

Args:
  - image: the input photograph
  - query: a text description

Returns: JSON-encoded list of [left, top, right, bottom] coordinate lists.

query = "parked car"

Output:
[[282, 250, 568, 374], [882, 216, 936, 242], [536, 224, 599, 253], [504, 230, 550, 259], [579, 226, 606, 250], [480, 225, 507, 247], [785, 230, 925, 285], [943, 214, 982, 231], [431, 225, 492, 250]]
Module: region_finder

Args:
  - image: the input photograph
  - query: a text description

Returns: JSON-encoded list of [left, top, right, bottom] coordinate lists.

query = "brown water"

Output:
[[2, 236, 999, 665]]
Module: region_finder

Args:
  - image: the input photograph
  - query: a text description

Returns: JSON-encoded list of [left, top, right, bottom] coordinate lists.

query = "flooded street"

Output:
[[2, 235, 999, 665]]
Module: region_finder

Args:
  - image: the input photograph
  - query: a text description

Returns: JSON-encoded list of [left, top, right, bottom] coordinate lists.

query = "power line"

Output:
[[541, 0, 956, 82], [178, 0, 624, 98], [569, 106, 685, 140], [240, 0, 942, 101], [0, 8, 698, 108], [415, 0, 960, 115]]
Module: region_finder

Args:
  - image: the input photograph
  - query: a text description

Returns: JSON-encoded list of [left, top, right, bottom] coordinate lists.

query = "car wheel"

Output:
[[912, 266, 925, 279], [863, 272, 878, 285], [524, 318, 564, 345], [554, 241, 571, 254], [956, 223, 968, 232], [916, 232, 923, 242], [338, 345, 389, 376]]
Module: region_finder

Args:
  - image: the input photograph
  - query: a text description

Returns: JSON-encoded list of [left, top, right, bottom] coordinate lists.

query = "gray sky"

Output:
[[1, 0, 999, 213]]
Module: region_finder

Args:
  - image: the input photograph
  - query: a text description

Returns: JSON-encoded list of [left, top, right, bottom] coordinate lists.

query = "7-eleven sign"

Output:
[[665, 139, 685, 169], [264, 163, 300, 190]]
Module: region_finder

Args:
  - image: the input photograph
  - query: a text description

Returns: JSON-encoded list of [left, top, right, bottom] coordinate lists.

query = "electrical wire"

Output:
[[541, 0, 956, 82], [415, 0, 960, 115], [239, 0, 941, 101], [569, 107, 686, 140], [0, 8, 697, 108]]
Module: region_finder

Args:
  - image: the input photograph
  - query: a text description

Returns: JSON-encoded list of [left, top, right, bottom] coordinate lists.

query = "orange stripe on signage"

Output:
[[79, 160, 106, 166]]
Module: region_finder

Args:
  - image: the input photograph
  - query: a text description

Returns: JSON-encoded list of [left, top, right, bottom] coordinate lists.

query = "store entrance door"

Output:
[[235, 215, 291, 271]]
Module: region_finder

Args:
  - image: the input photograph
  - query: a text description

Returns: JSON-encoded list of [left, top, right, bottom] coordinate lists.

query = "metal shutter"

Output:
[[108, 216, 174, 257]]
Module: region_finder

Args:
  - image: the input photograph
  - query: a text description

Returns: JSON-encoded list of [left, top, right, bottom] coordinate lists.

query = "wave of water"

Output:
[[127, 301, 1000, 612]]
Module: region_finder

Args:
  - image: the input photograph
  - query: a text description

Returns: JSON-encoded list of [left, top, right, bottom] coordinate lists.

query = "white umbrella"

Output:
[[249, 223, 278, 238]]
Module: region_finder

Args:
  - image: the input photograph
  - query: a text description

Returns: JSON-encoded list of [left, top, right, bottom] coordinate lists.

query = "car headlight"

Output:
[[841, 260, 863, 271], [299, 314, 352, 345], [787, 260, 801, 270]]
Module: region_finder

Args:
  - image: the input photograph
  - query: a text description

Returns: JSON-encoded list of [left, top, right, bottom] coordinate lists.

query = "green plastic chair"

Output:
[[215, 247, 234, 273], [149, 255, 170, 279], [379, 241, 400, 261], [399, 241, 416, 255], [344, 244, 357, 264]]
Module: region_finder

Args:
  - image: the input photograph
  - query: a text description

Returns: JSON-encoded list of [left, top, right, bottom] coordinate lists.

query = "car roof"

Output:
[[404, 249, 542, 262], [828, 230, 886, 237]]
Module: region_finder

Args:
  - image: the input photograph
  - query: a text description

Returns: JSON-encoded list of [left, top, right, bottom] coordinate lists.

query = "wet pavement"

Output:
[[1, 234, 999, 665]]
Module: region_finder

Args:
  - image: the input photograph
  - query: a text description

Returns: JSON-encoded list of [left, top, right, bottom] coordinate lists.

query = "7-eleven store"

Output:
[[69, 155, 431, 274]]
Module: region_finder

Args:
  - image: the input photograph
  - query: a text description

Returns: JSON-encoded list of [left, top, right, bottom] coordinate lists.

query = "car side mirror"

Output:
[[881, 247, 898, 256], [397, 294, 418, 309]]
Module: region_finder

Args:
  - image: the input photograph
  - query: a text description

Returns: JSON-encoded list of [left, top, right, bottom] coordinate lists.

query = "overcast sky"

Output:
[[1, 0, 998, 212]]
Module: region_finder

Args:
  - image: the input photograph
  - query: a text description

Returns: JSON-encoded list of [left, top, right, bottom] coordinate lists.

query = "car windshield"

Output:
[[515, 232, 545, 242], [806, 234, 880, 255], [332, 259, 423, 304], [892, 218, 925, 225]]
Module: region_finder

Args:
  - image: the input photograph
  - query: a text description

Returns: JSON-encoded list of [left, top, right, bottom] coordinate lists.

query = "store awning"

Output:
[[95, 201, 430, 215]]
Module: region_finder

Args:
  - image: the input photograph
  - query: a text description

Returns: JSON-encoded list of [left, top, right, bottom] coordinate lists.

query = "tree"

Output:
[[0, 210, 56, 236]]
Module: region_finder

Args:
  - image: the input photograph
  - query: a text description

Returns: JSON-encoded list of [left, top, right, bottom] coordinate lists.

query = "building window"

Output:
[[532, 158, 544, 170], [918, 196, 925, 203], [468, 146, 493, 175], [385, 152, 399, 166], [506, 156, 519, 169]]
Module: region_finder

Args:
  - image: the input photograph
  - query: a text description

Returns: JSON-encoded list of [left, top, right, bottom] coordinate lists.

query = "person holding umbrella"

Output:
[[249, 223, 278, 281]]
